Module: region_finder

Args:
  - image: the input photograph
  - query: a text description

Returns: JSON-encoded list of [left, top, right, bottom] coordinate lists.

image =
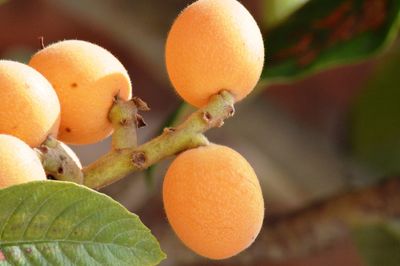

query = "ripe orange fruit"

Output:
[[163, 144, 264, 259], [165, 0, 265, 107], [29, 40, 132, 145], [0, 60, 60, 148], [0, 134, 47, 189]]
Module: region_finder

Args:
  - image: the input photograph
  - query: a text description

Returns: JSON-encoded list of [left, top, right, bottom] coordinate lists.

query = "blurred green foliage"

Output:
[[263, 0, 400, 83], [262, 0, 309, 30], [352, 222, 400, 266], [351, 45, 400, 176]]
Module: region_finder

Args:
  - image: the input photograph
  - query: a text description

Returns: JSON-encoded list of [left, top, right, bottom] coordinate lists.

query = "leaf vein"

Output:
[[21, 186, 74, 239], [0, 196, 30, 240], [43, 196, 90, 239]]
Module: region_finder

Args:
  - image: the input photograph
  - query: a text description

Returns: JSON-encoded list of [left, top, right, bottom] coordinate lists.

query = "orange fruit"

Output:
[[29, 40, 132, 145], [163, 144, 264, 259], [0, 60, 60, 147], [165, 0, 265, 107], [0, 134, 47, 189]]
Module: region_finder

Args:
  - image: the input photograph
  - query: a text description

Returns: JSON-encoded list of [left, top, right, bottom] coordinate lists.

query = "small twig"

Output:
[[109, 95, 149, 150], [83, 91, 235, 189], [39, 91, 235, 189]]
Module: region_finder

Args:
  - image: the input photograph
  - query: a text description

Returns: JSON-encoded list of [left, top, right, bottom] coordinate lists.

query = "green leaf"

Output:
[[351, 46, 400, 176], [262, 0, 309, 30], [263, 0, 400, 83], [352, 221, 400, 266], [0, 181, 165, 266]]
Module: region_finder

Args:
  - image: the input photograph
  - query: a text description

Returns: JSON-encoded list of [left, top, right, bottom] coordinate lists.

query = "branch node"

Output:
[[109, 95, 141, 149], [82, 91, 236, 189], [132, 151, 147, 168], [163, 127, 176, 134], [120, 118, 128, 126], [202, 111, 213, 123]]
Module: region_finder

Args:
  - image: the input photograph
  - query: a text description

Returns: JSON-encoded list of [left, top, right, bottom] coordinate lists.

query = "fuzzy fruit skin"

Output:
[[163, 144, 264, 259], [0, 60, 60, 148], [165, 0, 264, 107], [0, 134, 47, 189], [29, 40, 132, 145]]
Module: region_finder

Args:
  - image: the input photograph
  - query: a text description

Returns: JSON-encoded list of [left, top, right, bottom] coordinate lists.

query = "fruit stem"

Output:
[[35, 136, 83, 184], [83, 90, 235, 189], [109, 96, 149, 150]]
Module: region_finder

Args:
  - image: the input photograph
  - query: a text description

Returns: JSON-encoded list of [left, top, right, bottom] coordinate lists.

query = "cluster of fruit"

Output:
[[163, 0, 265, 259], [0, 0, 265, 261], [0, 38, 131, 188]]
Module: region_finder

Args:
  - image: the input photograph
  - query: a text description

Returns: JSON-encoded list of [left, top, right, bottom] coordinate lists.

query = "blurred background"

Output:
[[1, 0, 399, 265]]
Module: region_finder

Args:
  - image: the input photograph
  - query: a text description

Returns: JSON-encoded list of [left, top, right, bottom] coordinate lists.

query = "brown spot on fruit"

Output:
[[57, 167, 64, 174], [65, 127, 71, 133], [71, 82, 78, 88]]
